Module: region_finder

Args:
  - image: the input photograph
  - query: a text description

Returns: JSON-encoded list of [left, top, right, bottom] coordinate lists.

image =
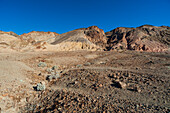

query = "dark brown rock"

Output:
[[106, 25, 170, 52], [84, 26, 107, 48]]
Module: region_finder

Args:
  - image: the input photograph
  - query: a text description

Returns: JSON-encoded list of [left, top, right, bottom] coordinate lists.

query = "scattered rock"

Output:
[[38, 73, 42, 76], [134, 86, 141, 92], [99, 84, 103, 87], [52, 65, 59, 70], [96, 61, 106, 64], [112, 80, 126, 89]]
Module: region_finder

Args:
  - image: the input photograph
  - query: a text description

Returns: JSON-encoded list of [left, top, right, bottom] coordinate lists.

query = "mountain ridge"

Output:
[[0, 25, 169, 52]]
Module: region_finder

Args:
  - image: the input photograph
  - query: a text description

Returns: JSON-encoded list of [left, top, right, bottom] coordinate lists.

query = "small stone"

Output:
[[52, 66, 59, 70], [96, 61, 106, 64], [38, 73, 42, 76], [46, 75, 52, 81], [136, 86, 141, 92], [75, 81, 78, 84], [99, 84, 103, 87], [114, 80, 126, 89]]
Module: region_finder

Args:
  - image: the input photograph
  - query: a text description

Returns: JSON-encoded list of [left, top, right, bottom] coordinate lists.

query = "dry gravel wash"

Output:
[[0, 51, 169, 112]]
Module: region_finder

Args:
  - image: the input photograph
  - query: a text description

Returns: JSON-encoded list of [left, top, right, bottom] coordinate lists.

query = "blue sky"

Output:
[[0, 0, 170, 35]]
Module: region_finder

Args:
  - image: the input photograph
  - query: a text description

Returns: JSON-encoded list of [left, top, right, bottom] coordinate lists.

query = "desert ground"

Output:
[[0, 50, 169, 112], [0, 25, 169, 112]]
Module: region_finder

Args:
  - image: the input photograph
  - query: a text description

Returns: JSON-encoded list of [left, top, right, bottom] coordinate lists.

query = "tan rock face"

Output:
[[49, 26, 107, 51], [21, 31, 59, 42], [0, 31, 19, 37], [0, 31, 21, 51], [106, 25, 170, 52], [0, 25, 169, 52]]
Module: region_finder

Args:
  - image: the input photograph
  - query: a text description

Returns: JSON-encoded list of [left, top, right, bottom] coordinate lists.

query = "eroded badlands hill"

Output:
[[0, 25, 169, 52], [106, 25, 170, 52], [0, 31, 21, 52], [48, 26, 107, 51], [21, 31, 59, 42]]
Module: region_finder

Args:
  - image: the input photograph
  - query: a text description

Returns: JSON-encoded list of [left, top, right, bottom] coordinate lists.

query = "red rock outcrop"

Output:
[[106, 25, 170, 52]]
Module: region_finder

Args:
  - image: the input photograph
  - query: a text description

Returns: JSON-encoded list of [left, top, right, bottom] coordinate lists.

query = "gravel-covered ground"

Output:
[[0, 51, 169, 112], [23, 68, 169, 112]]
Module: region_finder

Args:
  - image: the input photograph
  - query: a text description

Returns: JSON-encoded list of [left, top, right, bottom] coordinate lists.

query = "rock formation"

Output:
[[47, 26, 107, 51], [0, 31, 21, 52], [21, 31, 59, 43], [106, 25, 170, 52], [80, 26, 107, 48], [0, 25, 169, 52]]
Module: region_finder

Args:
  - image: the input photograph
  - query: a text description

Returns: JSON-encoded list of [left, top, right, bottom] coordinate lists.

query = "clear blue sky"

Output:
[[0, 0, 170, 35]]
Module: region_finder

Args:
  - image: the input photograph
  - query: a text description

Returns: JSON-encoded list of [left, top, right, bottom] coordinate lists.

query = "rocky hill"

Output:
[[106, 25, 170, 52], [0, 31, 21, 52], [0, 25, 169, 52], [21, 31, 59, 42], [16, 26, 107, 51], [47, 26, 107, 51]]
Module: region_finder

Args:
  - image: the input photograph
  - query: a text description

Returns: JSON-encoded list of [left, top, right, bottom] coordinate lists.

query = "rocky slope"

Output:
[[0, 47, 169, 112], [0, 25, 169, 52], [21, 31, 59, 42], [79, 26, 107, 48], [13, 26, 107, 52], [47, 26, 107, 51], [106, 25, 170, 52], [0, 31, 21, 52]]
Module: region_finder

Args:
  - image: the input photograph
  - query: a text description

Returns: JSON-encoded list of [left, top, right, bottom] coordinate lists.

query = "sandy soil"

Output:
[[0, 50, 169, 112]]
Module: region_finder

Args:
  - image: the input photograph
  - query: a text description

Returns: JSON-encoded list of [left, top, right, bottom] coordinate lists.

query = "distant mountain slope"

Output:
[[0, 25, 169, 52], [106, 25, 170, 52], [21, 31, 59, 42], [0, 31, 21, 52], [48, 26, 107, 51]]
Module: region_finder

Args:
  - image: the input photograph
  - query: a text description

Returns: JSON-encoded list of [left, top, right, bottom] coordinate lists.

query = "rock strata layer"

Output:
[[0, 25, 169, 52]]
